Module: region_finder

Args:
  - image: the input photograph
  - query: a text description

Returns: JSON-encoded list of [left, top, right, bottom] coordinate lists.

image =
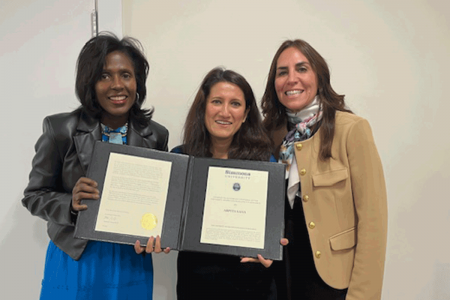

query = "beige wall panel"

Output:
[[123, 1, 450, 299]]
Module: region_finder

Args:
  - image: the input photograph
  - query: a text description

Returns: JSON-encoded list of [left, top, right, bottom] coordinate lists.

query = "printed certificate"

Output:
[[95, 153, 172, 237], [201, 167, 268, 249]]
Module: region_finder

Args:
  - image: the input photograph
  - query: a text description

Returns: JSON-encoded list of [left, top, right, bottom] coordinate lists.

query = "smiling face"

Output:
[[204, 82, 249, 147], [275, 47, 318, 113], [95, 51, 137, 128]]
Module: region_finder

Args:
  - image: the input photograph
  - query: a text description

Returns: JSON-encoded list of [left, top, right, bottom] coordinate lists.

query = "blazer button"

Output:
[[296, 143, 303, 150], [303, 195, 309, 202], [300, 169, 306, 176], [309, 222, 315, 229], [315, 251, 321, 259]]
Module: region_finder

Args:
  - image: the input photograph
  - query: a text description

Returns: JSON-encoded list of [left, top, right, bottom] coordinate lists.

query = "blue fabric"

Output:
[[40, 128, 153, 299], [40, 240, 153, 300], [101, 123, 128, 144], [170, 146, 183, 154]]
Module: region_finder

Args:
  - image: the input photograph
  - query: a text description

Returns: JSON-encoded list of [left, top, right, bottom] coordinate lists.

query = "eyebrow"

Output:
[[210, 96, 245, 103], [277, 62, 310, 70], [211, 96, 244, 101], [102, 66, 134, 73]]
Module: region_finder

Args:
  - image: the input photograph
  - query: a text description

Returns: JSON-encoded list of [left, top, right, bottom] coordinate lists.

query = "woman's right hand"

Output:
[[134, 236, 171, 254], [71, 177, 99, 211]]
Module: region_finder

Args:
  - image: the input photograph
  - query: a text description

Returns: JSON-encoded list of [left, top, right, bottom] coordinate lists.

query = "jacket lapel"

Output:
[[73, 112, 101, 175], [73, 114, 156, 174], [128, 119, 155, 148]]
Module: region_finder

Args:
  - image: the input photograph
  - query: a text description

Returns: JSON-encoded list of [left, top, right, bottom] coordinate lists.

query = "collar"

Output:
[[286, 95, 320, 124], [76, 110, 154, 139]]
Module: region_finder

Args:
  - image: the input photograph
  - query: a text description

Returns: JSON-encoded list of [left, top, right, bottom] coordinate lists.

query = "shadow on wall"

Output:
[[0, 198, 48, 295], [414, 262, 450, 300], [431, 262, 450, 299], [152, 252, 178, 299]]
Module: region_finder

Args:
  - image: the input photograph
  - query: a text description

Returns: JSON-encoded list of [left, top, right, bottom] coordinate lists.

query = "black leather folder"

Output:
[[74, 141, 285, 260]]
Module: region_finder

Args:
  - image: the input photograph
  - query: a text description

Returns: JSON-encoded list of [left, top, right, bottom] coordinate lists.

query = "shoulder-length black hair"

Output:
[[261, 39, 352, 160], [183, 67, 272, 161], [75, 32, 152, 126]]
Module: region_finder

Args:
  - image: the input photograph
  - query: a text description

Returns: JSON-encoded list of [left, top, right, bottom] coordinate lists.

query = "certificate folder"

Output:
[[74, 141, 285, 260]]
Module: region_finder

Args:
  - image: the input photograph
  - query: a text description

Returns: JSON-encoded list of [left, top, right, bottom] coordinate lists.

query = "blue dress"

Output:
[[40, 241, 153, 299], [39, 125, 153, 300]]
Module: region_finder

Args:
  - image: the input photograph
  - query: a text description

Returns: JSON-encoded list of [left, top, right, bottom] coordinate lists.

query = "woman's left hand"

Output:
[[240, 254, 273, 268], [134, 235, 171, 254], [240, 238, 289, 268]]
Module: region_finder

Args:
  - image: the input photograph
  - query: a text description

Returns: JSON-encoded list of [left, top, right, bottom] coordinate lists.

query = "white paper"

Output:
[[95, 153, 172, 237], [200, 166, 268, 249]]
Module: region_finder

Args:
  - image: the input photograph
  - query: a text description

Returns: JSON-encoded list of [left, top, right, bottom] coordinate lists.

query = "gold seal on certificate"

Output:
[[141, 213, 157, 230]]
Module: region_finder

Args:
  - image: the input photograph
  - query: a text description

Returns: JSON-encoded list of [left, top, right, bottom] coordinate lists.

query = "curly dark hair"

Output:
[[75, 32, 152, 126], [261, 39, 352, 160], [183, 67, 273, 161]]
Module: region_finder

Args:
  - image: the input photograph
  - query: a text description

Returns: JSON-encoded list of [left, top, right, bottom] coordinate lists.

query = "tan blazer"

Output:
[[273, 111, 387, 300]]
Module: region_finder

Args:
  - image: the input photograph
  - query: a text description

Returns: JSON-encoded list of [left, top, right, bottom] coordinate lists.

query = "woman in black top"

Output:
[[173, 67, 276, 300]]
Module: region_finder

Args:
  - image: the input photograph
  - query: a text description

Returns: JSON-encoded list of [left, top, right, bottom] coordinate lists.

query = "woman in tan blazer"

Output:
[[261, 40, 387, 300]]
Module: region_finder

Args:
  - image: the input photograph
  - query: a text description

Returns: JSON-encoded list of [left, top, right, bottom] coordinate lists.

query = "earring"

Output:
[[136, 93, 140, 102]]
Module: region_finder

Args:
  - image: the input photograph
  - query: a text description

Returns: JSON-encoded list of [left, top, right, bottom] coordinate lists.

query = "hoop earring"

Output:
[[136, 93, 140, 102]]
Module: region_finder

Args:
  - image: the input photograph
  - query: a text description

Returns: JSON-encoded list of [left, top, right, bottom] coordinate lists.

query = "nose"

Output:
[[219, 104, 231, 117], [287, 70, 298, 84], [111, 75, 124, 90]]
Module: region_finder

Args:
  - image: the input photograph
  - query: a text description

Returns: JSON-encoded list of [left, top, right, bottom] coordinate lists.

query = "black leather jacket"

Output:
[[22, 109, 169, 260]]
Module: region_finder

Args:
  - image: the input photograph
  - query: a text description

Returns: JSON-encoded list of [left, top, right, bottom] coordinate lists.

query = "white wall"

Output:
[[0, 0, 122, 298], [3, 0, 450, 299], [122, 0, 450, 299]]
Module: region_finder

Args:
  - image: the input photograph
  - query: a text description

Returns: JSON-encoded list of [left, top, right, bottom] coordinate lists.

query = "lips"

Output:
[[216, 120, 232, 125], [109, 95, 127, 100], [285, 90, 303, 96], [108, 95, 128, 104]]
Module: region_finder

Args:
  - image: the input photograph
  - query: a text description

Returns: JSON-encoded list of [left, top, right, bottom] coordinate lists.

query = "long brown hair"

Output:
[[261, 39, 352, 160], [183, 67, 272, 161]]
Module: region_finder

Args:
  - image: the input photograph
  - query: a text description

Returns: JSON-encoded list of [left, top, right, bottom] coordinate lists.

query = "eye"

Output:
[[122, 73, 132, 79], [211, 99, 221, 105], [297, 66, 308, 73], [277, 70, 287, 77], [231, 101, 242, 107], [100, 72, 110, 80]]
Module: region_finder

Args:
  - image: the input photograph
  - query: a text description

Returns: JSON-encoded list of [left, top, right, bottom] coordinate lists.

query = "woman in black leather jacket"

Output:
[[22, 33, 168, 300]]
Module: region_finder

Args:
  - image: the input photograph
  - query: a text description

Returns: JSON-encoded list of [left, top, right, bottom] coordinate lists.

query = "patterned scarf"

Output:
[[279, 97, 322, 208], [101, 123, 128, 145], [279, 97, 322, 178]]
